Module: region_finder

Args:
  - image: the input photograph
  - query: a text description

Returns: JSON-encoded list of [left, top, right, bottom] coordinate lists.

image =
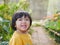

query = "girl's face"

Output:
[[15, 16, 30, 32]]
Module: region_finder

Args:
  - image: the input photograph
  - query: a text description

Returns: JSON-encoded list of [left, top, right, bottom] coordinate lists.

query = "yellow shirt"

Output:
[[9, 31, 32, 45]]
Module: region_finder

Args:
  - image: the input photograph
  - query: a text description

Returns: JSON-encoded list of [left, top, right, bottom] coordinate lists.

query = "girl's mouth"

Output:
[[21, 25, 27, 28]]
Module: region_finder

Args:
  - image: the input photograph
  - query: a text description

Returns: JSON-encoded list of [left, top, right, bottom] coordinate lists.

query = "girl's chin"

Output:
[[20, 29, 27, 31], [21, 30, 27, 32], [20, 30, 28, 33], [20, 28, 28, 30]]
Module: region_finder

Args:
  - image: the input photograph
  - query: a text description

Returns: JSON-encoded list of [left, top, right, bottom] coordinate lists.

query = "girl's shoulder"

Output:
[[11, 31, 21, 39]]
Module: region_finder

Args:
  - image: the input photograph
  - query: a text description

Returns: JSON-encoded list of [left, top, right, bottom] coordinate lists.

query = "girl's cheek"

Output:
[[27, 21, 30, 24], [18, 22, 21, 25], [16, 21, 21, 26]]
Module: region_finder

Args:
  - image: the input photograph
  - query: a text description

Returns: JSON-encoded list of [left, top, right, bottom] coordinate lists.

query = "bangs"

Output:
[[15, 12, 30, 20]]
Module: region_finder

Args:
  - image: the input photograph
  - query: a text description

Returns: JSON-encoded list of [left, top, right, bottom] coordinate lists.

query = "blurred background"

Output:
[[0, 0, 60, 45]]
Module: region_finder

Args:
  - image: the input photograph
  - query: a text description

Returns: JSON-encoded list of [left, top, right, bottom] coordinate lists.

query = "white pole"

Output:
[[47, 0, 59, 17]]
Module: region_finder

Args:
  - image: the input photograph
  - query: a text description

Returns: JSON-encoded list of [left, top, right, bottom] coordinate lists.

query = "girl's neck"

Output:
[[16, 30, 28, 34]]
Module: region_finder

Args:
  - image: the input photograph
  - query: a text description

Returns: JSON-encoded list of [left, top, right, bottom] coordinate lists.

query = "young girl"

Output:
[[9, 12, 32, 45]]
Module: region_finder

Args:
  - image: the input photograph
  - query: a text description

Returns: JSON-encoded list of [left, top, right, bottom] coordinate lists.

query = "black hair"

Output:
[[11, 12, 32, 30]]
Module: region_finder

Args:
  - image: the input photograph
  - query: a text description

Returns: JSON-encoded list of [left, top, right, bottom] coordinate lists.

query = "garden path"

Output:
[[32, 27, 57, 45]]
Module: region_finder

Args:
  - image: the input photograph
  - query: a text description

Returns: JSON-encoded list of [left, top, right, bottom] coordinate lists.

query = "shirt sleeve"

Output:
[[9, 37, 22, 45]]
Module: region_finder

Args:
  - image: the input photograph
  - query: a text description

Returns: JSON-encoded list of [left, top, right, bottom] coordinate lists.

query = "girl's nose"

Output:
[[22, 19, 26, 23]]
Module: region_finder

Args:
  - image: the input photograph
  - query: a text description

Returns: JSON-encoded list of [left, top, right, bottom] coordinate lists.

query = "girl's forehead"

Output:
[[18, 16, 29, 19]]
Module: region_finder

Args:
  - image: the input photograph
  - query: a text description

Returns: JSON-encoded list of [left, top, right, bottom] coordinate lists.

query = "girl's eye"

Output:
[[25, 19, 29, 21]]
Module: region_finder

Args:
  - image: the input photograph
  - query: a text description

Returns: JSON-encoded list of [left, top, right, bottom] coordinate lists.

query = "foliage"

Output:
[[48, 31, 60, 43], [44, 13, 60, 43], [45, 13, 60, 33], [28, 27, 34, 35], [0, 41, 8, 45]]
